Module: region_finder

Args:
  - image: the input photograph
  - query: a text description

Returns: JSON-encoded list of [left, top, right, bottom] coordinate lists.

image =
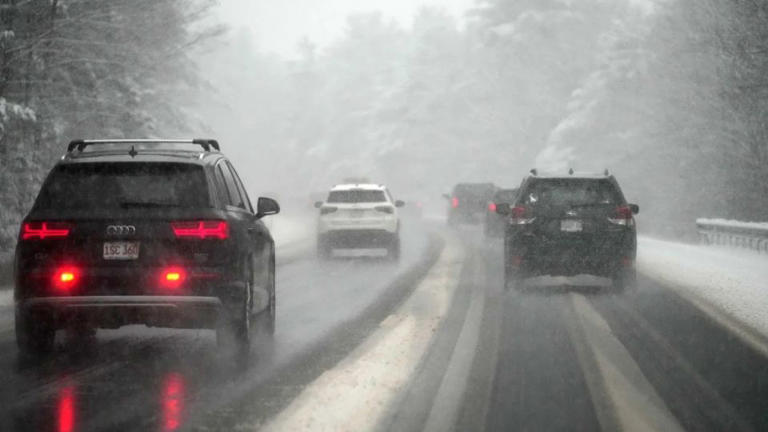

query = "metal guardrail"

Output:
[[696, 218, 768, 253]]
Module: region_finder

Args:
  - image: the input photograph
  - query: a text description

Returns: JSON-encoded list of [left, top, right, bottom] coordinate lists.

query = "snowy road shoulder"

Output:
[[638, 237, 768, 352], [262, 234, 465, 432]]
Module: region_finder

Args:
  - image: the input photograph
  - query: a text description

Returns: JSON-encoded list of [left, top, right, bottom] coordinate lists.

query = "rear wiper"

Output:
[[119, 201, 183, 208]]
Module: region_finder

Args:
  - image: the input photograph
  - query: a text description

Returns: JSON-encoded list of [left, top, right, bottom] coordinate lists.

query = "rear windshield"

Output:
[[494, 189, 518, 202], [34, 163, 210, 210], [453, 184, 495, 198], [327, 190, 387, 203], [521, 179, 622, 207]]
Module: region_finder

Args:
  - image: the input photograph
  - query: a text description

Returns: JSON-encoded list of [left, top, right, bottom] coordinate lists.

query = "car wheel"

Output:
[[317, 235, 332, 260], [258, 253, 276, 336], [16, 311, 55, 357], [217, 281, 251, 354], [612, 268, 637, 293], [388, 236, 401, 262]]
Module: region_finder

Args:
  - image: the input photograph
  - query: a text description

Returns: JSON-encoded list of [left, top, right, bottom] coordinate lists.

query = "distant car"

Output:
[[445, 183, 497, 226], [14, 139, 280, 357], [399, 199, 423, 220], [316, 184, 404, 260], [485, 188, 518, 237], [499, 169, 638, 291]]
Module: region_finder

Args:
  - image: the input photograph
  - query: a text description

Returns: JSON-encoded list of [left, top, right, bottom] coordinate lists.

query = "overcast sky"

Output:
[[217, 0, 475, 57]]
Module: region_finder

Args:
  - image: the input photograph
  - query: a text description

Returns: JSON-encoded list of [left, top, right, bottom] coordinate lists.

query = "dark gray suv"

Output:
[[498, 170, 638, 291]]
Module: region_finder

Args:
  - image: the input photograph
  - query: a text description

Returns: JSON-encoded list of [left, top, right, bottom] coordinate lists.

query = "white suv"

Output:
[[315, 184, 404, 259]]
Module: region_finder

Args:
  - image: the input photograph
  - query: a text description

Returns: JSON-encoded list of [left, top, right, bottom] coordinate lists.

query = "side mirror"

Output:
[[257, 197, 280, 218], [442, 193, 450, 200], [314, 201, 323, 209], [629, 203, 640, 215], [395, 200, 405, 208], [495, 203, 512, 215]]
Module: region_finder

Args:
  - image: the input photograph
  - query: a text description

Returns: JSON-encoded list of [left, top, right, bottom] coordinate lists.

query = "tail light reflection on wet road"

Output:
[[162, 372, 185, 431]]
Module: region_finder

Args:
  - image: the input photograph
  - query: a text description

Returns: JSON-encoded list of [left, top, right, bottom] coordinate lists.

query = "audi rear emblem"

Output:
[[106, 225, 136, 236]]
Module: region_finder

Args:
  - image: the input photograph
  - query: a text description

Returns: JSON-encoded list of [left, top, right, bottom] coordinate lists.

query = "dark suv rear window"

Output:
[[34, 163, 210, 210], [327, 190, 387, 203], [494, 189, 518, 202], [453, 183, 495, 199], [521, 179, 622, 207]]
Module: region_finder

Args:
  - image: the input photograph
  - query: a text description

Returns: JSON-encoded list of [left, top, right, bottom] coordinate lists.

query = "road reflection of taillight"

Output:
[[53, 266, 80, 293], [160, 267, 186, 290], [162, 373, 185, 432], [58, 384, 76, 432]]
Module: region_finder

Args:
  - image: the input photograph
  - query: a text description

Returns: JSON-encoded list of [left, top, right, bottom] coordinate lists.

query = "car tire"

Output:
[[612, 268, 637, 293], [317, 235, 332, 260], [257, 253, 276, 336], [217, 281, 251, 355], [387, 236, 401, 262], [16, 311, 55, 357]]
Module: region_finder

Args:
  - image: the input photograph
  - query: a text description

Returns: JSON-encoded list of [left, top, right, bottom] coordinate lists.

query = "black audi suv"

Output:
[[498, 169, 638, 291], [14, 139, 279, 356]]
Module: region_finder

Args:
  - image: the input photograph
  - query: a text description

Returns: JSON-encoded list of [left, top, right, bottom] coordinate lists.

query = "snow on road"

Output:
[[263, 234, 464, 432], [639, 236, 768, 343]]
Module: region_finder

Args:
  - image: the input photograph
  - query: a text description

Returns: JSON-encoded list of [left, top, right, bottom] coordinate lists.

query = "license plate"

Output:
[[103, 241, 140, 260], [560, 219, 583, 233]]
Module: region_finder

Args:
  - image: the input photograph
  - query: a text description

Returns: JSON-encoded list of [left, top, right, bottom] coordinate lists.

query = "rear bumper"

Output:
[[17, 295, 224, 330], [320, 229, 398, 248], [505, 232, 636, 276]]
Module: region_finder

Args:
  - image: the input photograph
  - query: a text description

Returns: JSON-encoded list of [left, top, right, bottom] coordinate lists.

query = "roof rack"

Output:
[[66, 139, 220, 153]]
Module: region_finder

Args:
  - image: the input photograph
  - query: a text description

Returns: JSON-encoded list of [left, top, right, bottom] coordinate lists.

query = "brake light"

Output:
[[171, 221, 228, 239], [320, 207, 338, 215], [22, 222, 71, 240], [608, 205, 634, 226], [53, 266, 80, 293], [488, 202, 497, 213], [375, 206, 394, 214], [160, 267, 186, 289], [451, 197, 459, 208], [509, 206, 535, 225]]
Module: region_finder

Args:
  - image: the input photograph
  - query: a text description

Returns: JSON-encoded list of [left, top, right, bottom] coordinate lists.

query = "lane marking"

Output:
[[568, 293, 684, 432], [643, 272, 768, 360], [423, 253, 486, 432], [262, 235, 464, 432], [611, 299, 753, 432]]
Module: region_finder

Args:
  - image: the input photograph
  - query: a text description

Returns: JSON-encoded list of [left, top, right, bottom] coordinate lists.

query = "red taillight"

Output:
[[22, 222, 71, 240], [171, 221, 228, 239], [608, 205, 634, 226], [451, 197, 459, 208], [488, 202, 497, 213], [160, 267, 186, 289], [509, 206, 535, 225], [53, 266, 80, 293]]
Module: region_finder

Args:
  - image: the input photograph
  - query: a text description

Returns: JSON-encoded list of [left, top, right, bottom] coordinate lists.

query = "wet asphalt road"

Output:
[[0, 222, 436, 432], [403, 229, 768, 432], [3, 223, 768, 431]]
